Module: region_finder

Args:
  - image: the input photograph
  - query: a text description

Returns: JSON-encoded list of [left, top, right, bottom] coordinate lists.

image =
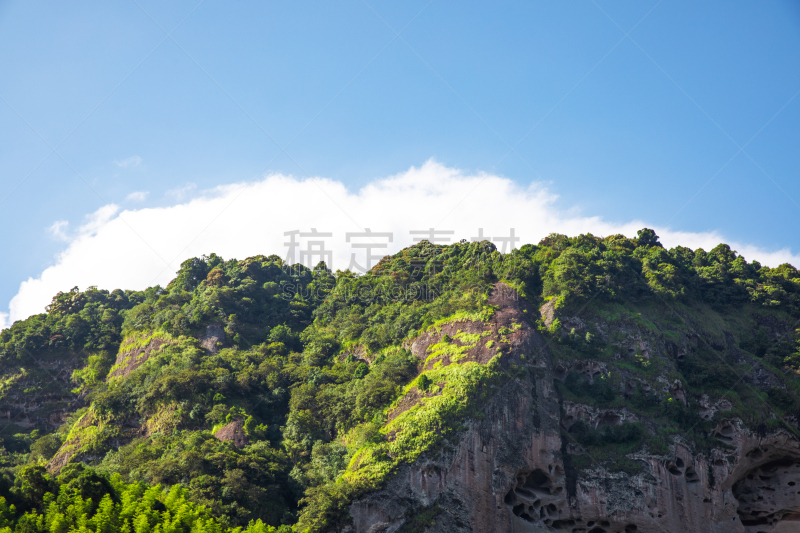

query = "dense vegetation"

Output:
[[0, 230, 798, 532], [0, 463, 287, 533]]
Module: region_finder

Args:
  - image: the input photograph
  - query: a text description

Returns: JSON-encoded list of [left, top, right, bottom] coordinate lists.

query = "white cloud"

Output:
[[113, 156, 142, 168], [4, 160, 799, 324], [125, 191, 149, 202], [166, 182, 197, 200], [0, 312, 8, 331], [47, 220, 70, 241]]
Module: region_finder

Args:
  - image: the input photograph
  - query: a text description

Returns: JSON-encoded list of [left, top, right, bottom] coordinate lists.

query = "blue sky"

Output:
[[2, 0, 800, 323]]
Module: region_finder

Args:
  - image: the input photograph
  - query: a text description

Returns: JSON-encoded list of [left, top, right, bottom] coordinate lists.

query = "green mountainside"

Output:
[[0, 230, 798, 532]]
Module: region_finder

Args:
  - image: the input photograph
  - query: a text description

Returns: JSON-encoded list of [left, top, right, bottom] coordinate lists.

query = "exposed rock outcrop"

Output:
[[199, 323, 227, 354], [48, 410, 99, 474], [0, 352, 86, 433], [214, 419, 249, 448], [108, 335, 172, 380], [344, 283, 800, 533]]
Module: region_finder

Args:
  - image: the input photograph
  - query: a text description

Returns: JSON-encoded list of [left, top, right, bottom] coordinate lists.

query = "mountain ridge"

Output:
[[0, 231, 798, 532]]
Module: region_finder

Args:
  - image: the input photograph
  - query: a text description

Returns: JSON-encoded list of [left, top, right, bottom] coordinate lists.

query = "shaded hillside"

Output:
[[0, 230, 798, 532]]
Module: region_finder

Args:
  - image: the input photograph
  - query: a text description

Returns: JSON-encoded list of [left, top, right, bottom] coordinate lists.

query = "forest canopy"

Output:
[[0, 231, 798, 532]]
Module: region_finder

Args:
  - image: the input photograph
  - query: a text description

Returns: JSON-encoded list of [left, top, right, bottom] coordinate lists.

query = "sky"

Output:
[[1, 0, 800, 327]]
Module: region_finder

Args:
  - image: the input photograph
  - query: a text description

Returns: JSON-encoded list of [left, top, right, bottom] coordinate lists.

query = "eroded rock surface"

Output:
[[199, 323, 227, 354], [734, 458, 800, 531], [108, 336, 172, 380], [0, 352, 86, 433], [344, 283, 800, 533], [214, 419, 249, 448]]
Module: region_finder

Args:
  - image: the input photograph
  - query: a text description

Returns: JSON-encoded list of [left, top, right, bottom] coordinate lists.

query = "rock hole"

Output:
[[734, 458, 800, 530], [685, 466, 700, 483], [514, 487, 535, 499], [747, 448, 764, 460], [512, 503, 535, 523], [598, 412, 622, 427], [625, 525, 638, 533], [675, 458, 685, 468], [523, 469, 553, 494], [715, 427, 735, 443], [506, 467, 559, 522], [668, 464, 683, 476]]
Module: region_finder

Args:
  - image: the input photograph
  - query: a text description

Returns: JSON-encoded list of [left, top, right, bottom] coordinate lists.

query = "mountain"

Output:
[[0, 230, 798, 533]]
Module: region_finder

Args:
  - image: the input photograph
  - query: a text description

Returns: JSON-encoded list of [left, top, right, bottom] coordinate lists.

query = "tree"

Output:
[[636, 228, 662, 248]]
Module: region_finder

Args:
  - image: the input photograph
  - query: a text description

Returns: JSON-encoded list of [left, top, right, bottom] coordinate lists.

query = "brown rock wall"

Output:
[[108, 336, 172, 380], [344, 283, 800, 533], [214, 419, 249, 448]]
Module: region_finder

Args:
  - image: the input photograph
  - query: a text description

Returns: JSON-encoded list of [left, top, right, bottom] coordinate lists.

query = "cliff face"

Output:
[[0, 350, 86, 433], [47, 326, 229, 473], [345, 284, 800, 533]]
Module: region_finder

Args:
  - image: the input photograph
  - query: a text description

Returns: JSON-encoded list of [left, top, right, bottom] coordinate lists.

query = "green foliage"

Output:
[[565, 421, 645, 475], [296, 356, 505, 533], [28, 435, 62, 463], [244, 416, 269, 440], [528, 230, 800, 313], [396, 505, 443, 533], [0, 463, 281, 533], [2, 232, 800, 531], [569, 421, 643, 448], [122, 255, 335, 346], [1, 287, 138, 363], [768, 387, 797, 411], [417, 374, 432, 392], [559, 371, 616, 406], [629, 386, 660, 413], [98, 432, 291, 527]]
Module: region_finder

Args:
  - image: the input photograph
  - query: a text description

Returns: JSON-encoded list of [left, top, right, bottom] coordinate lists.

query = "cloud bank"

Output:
[[3, 160, 798, 328]]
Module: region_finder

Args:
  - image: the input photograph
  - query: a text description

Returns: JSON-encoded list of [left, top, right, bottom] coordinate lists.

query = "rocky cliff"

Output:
[[0, 350, 86, 434], [4, 237, 798, 533], [344, 283, 800, 533]]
